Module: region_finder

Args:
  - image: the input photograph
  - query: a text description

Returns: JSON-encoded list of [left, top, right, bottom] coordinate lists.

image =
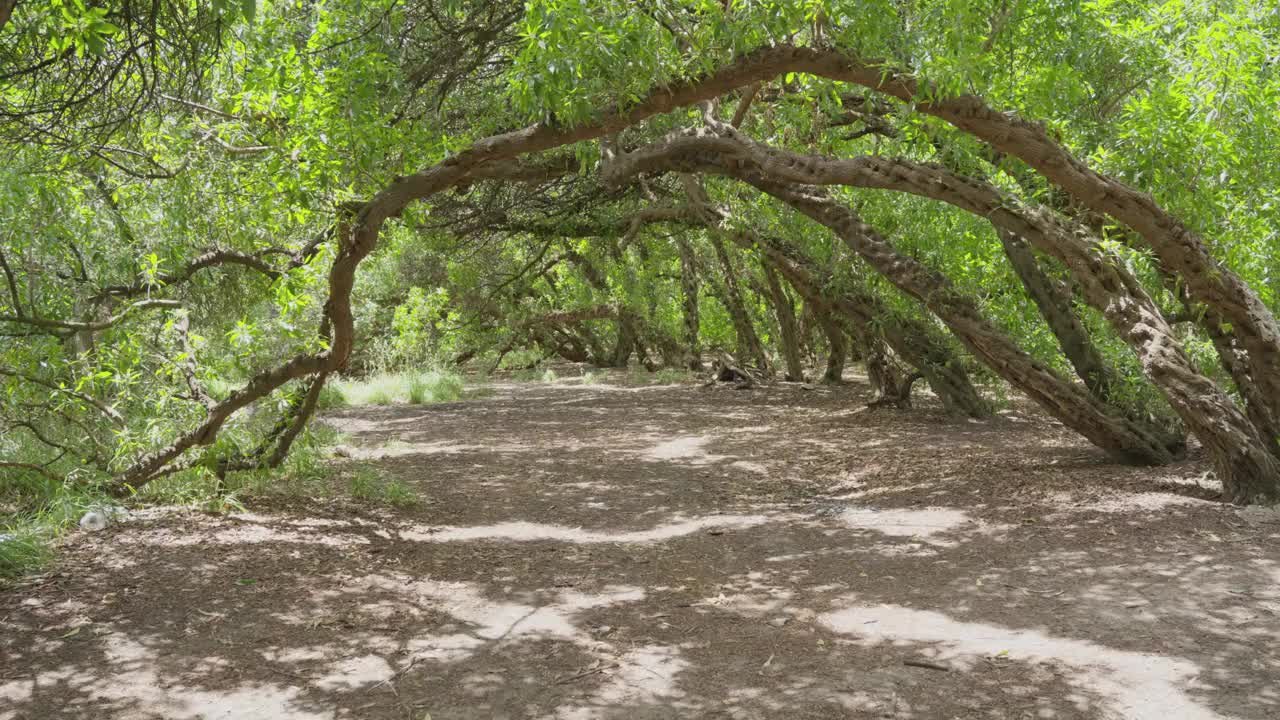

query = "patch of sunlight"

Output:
[[554, 644, 690, 719], [347, 440, 490, 459], [1042, 491, 1216, 515], [819, 604, 1219, 720], [132, 523, 368, 548], [832, 507, 1001, 546], [643, 434, 727, 464], [398, 513, 778, 544], [0, 633, 324, 720], [366, 574, 645, 644], [313, 654, 395, 691]]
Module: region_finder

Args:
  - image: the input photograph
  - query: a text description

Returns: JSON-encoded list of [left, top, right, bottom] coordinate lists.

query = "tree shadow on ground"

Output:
[[3, 378, 1277, 719]]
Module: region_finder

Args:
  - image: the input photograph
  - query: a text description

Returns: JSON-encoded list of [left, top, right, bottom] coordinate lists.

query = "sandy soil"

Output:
[[3, 374, 1280, 719]]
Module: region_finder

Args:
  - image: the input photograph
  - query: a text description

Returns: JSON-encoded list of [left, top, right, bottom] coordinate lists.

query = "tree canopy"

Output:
[[3, 0, 1280, 504]]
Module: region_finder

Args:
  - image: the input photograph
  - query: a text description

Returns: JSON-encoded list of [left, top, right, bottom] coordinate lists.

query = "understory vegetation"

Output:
[[4, 0, 1280, 580]]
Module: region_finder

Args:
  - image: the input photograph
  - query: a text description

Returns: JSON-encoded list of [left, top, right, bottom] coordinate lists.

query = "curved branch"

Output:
[[0, 461, 62, 483], [92, 250, 284, 302]]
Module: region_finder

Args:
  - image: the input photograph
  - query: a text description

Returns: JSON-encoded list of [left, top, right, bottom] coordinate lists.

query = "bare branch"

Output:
[[0, 461, 62, 483], [173, 312, 214, 409], [730, 82, 761, 128], [159, 93, 241, 121], [0, 247, 23, 317], [0, 298, 182, 334]]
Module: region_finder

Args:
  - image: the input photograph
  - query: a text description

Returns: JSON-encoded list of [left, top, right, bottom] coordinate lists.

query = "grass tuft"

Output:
[[335, 370, 465, 406], [316, 383, 348, 410], [347, 465, 418, 507], [0, 526, 54, 581]]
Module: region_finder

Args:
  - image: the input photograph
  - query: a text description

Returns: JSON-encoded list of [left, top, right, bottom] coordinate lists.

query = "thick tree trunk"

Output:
[[757, 181, 1178, 465], [1202, 306, 1280, 449], [612, 129, 1280, 495], [675, 236, 704, 370], [610, 316, 638, 368], [1157, 263, 1280, 461], [762, 258, 805, 381], [817, 311, 847, 383], [732, 44, 1280, 435]]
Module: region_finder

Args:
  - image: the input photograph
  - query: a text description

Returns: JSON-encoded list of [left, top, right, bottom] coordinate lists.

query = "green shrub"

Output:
[[0, 477, 109, 584]]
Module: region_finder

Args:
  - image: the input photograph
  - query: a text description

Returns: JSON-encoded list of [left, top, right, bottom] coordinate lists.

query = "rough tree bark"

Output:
[[817, 311, 847, 384], [770, 183, 1178, 464], [603, 128, 1176, 462]]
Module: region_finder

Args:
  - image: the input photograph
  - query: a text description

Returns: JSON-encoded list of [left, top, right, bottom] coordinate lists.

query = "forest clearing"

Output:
[[3, 0, 1280, 717], [6, 372, 1280, 719]]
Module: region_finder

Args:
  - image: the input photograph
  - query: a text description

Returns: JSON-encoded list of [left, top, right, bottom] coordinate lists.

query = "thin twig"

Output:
[[903, 659, 951, 672], [554, 662, 619, 684]]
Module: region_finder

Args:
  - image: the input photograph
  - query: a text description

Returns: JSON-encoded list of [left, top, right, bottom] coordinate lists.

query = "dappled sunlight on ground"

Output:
[[4, 377, 1277, 719], [821, 603, 1214, 720], [400, 514, 782, 544]]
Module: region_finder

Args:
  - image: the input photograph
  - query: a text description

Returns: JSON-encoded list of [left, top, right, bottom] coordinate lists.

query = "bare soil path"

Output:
[[4, 375, 1280, 719]]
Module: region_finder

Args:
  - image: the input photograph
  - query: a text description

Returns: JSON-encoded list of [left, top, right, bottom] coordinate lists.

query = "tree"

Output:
[[4, 0, 1279, 503]]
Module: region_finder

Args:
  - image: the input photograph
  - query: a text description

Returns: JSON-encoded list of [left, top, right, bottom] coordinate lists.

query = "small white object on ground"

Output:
[[79, 511, 108, 532]]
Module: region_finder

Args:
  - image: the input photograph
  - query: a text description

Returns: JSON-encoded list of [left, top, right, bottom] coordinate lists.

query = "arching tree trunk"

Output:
[[756, 181, 1178, 466], [610, 128, 1280, 494], [740, 44, 1280, 438], [762, 258, 805, 381]]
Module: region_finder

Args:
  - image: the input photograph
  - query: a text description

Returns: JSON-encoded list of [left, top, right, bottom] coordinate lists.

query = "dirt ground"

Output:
[[4, 372, 1280, 719]]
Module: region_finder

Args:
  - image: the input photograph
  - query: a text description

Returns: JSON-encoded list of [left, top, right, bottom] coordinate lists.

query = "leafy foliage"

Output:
[[3, 0, 1280, 573]]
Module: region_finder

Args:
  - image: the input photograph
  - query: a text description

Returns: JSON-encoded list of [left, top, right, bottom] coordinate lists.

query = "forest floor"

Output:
[[4, 371, 1280, 719]]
